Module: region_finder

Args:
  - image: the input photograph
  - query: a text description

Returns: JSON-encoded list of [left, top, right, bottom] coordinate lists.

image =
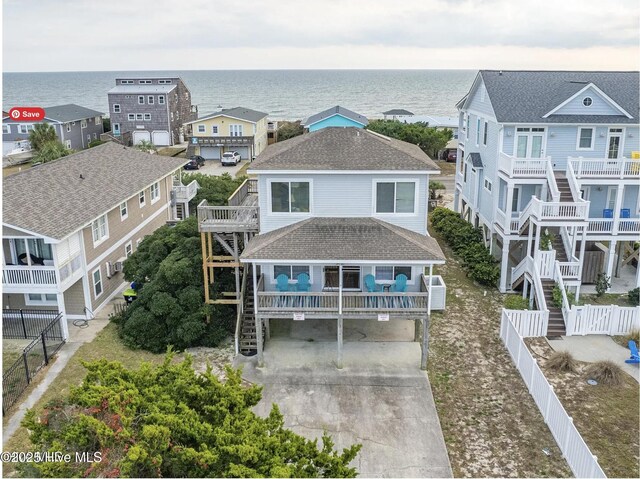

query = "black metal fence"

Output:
[[2, 313, 66, 414], [3, 309, 62, 339]]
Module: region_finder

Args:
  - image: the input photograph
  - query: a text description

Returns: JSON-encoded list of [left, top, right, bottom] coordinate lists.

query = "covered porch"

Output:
[[240, 217, 446, 370]]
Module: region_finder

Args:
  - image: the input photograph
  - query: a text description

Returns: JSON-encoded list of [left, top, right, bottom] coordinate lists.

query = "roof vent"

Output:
[[499, 70, 503, 75], [79, 174, 84, 179]]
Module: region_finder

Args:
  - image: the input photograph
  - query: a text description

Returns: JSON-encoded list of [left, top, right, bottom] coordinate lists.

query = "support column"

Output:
[[233, 234, 240, 302], [453, 188, 461, 213], [533, 223, 541, 256], [500, 238, 511, 292], [201, 232, 210, 304], [522, 277, 529, 299], [207, 233, 214, 284], [256, 314, 264, 367], [337, 264, 343, 369], [420, 315, 430, 370], [605, 239, 618, 286], [56, 292, 69, 340], [527, 220, 534, 258], [612, 184, 625, 234], [505, 185, 514, 224]]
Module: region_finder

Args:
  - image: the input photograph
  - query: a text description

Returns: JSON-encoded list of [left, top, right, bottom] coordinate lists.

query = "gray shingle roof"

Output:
[[303, 105, 368, 127], [43, 104, 104, 122], [479, 70, 639, 124], [186, 106, 268, 124], [108, 84, 176, 94], [469, 153, 483, 168], [3, 142, 187, 240], [250, 127, 440, 172], [241, 217, 445, 262], [382, 109, 414, 116]]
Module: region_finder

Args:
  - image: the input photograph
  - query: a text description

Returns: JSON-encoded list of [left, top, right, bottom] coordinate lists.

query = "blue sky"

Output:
[[3, 0, 639, 71]]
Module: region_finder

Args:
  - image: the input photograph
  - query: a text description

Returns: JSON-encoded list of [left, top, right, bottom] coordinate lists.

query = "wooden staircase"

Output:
[[541, 279, 566, 336], [553, 171, 574, 202], [238, 269, 264, 356]]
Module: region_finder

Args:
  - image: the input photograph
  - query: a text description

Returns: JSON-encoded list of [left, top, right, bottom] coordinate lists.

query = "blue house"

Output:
[[302, 105, 368, 132], [454, 70, 639, 334]]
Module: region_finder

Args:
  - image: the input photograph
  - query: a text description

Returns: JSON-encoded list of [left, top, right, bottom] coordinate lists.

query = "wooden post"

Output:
[[337, 315, 343, 369], [420, 315, 429, 370], [256, 314, 264, 368], [233, 234, 240, 301], [201, 232, 210, 304], [207, 232, 214, 284]]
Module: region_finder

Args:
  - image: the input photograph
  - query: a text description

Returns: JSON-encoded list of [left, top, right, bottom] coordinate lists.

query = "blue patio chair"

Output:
[[603, 209, 614, 218], [390, 274, 408, 293], [625, 340, 640, 364], [620, 208, 631, 218], [296, 272, 310, 292], [276, 274, 290, 292], [364, 274, 383, 292]]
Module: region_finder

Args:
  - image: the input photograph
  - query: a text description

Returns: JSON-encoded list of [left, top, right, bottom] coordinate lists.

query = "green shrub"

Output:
[[88, 139, 106, 148], [595, 273, 611, 297], [546, 351, 577, 373], [628, 287, 640, 306], [551, 283, 575, 308], [585, 360, 623, 386], [504, 295, 530, 310], [539, 229, 554, 251]]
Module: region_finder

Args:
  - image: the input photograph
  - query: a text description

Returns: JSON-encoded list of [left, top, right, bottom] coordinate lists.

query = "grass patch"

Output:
[[437, 161, 456, 176], [580, 293, 634, 307], [585, 360, 623, 386], [546, 351, 577, 373], [2, 323, 167, 477], [426, 230, 571, 477]]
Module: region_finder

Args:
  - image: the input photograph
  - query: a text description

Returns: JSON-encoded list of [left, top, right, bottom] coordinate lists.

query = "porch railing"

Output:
[[174, 179, 199, 201], [228, 178, 258, 207], [59, 255, 82, 283], [587, 218, 640, 234], [197, 199, 259, 231], [568, 157, 640, 179], [2, 265, 57, 286], [498, 153, 550, 177]]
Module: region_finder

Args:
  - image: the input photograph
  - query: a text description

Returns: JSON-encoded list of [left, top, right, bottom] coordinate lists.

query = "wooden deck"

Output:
[[197, 179, 259, 233]]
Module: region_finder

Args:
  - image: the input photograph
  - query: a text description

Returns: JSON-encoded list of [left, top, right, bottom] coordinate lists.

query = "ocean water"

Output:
[[2, 70, 476, 120]]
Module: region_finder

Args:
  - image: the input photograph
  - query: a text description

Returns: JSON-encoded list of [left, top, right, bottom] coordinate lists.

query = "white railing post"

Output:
[[563, 417, 574, 455], [544, 384, 553, 423]]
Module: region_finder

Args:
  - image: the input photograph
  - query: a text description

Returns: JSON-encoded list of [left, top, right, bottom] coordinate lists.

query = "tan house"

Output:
[[2, 142, 197, 338], [184, 107, 268, 160]]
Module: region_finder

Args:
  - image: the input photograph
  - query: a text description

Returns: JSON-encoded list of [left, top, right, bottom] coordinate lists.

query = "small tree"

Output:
[[32, 140, 71, 164], [21, 356, 361, 478], [136, 139, 157, 153], [277, 121, 304, 141], [595, 273, 611, 297], [429, 180, 445, 200], [28, 123, 57, 150], [102, 117, 111, 132]]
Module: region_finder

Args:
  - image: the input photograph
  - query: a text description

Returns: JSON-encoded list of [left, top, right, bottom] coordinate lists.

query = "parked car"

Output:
[[446, 150, 457, 162], [189, 155, 206, 167], [221, 151, 241, 166], [184, 158, 200, 170]]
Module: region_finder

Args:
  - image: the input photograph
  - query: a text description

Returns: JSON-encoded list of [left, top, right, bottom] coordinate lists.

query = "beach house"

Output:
[[196, 127, 446, 368], [454, 70, 639, 333], [302, 106, 368, 132], [2, 143, 196, 337]]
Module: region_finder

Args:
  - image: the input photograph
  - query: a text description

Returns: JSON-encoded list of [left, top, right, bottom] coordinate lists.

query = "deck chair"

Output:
[[296, 272, 310, 292], [620, 208, 631, 218], [603, 209, 614, 218], [364, 274, 383, 292], [391, 274, 408, 293], [625, 340, 640, 364]]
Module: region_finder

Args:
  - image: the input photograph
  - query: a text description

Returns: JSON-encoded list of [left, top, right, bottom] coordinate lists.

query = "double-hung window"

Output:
[[91, 214, 108, 244], [158, 96, 165, 104], [2, 124, 9, 134], [577, 127, 594, 150], [148, 96, 154, 104], [212, 125, 219, 135], [139, 190, 146, 207], [375, 181, 416, 214], [273, 265, 310, 282], [229, 124, 243, 136], [95, 116, 101, 125], [150, 182, 160, 203], [476, 118, 481, 145], [120, 201, 128, 220], [197, 125, 206, 133], [113, 104, 120, 113], [375, 266, 412, 282], [81, 119, 87, 128], [128, 114, 135, 121], [483, 121, 488, 145], [136, 113, 143, 121], [125, 241, 133, 258], [144, 113, 151, 121], [270, 181, 310, 213], [138, 96, 145, 104], [93, 268, 103, 298]]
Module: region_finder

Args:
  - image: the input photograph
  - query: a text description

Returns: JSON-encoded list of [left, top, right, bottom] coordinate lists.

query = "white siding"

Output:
[[258, 173, 429, 235], [552, 87, 624, 116]]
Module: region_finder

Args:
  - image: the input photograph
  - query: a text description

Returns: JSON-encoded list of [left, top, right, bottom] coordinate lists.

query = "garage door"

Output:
[[132, 130, 151, 145], [200, 146, 221, 160], [152, 130, 171, 146], [232, 146, 250, 160]]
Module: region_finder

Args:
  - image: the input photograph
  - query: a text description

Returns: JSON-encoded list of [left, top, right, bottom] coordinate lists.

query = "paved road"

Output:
[[238, 331, 452, 478]]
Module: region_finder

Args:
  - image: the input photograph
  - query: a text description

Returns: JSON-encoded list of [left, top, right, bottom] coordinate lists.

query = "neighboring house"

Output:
[[196, 127, 446, 368], [107, 77, 197, 146], [454, 70, 640, 334], [382, 109, 414, 121], [183, 107, 268, 160], [3, 104, 104, 155], [267, 120, 278, 145], [404, 115, 459, 139], [2, 142, 197, 337], [302, 105, 368, 132]]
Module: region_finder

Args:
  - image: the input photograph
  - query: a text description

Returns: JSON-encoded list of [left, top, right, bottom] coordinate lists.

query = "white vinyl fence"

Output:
[[566, 305, 640, 336], [500, 311, 607, 478], [504, 309, 549, 337]]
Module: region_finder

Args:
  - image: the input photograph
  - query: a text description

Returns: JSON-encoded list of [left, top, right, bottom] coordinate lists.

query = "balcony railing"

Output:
[[197, 200, 259, 232], [587, 218, 640, 234], [568, 157, 640, 179], [498, 153, 550, 178], [2, 266, 57, 286], [174, 179, 199, 202], [228, 179, 258, 207], [59, 255, 82, 283]]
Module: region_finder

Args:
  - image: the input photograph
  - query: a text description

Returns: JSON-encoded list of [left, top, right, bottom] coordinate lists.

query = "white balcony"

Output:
[[587, 218, 640, 235], [498, 153, 550, 178], [2, 265, 57, 287], [173, 179, 199, 202], [568, 157, 640, 180]]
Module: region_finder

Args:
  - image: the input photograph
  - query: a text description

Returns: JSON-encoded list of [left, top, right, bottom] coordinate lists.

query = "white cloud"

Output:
[[3, 0, 639, 71]]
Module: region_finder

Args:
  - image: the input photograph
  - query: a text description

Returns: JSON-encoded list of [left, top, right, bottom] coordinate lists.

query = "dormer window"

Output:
[[582, 97, 593, 107]]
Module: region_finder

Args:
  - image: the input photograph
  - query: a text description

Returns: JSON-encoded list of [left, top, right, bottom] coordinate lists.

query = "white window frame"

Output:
[[65, 139, 72, 149], [95, 116, 101, 125], [125, 241, 133, 258], [136, 113, 143, 121], [139, 190, 146, 208], [197, 125, 206, 133], [87, 134, 91, 143], [148, 95, 154, 104], [229, 124, 243, 137], [158, 96, 165, 104], [120, 201, 128, 221], [113, 123, 120, 135], [24, 293, 58, 306], [92, 267, 103, 298], [128, 114, 135, 121], [18, 124, 29, 134], [65, 123, 71, 132], [476, 118, 481, 146], [139, 80, 152, 84], [270, 265, 312, 284], [484, 178, 493, 193], [374, 266, 415, 285], [2, 124, 10, 134], [212, 125, 219, 135], [93, 133, 97, 140], [483, 121, 488, 146], [91, 214, 109, 246], [372, 179, 419, 216], [465, 114, 470, 140], [150, 182, 160, 203], [267, 178, 313, 215], [576, 127, 595, 151], [81, 119, 87, 128], [113, 104, 120, 113], [582, 97, 593, 107], [121, 80, 134, 84], [138, 96, 145, 105], [144, 113, 151, 121]]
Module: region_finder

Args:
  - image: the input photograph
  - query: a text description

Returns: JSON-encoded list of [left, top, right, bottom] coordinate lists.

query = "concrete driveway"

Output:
[[237, 338, 452, 478], [196, 158, 246, 177]]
